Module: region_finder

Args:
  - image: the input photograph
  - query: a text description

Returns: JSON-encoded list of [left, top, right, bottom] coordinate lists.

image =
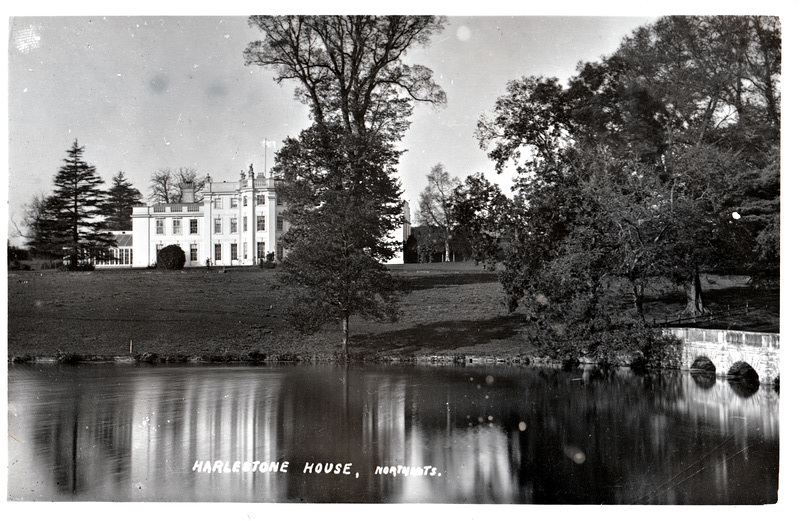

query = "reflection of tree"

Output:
[[28, 367, 134, 497], [13, 364, 778, 504]]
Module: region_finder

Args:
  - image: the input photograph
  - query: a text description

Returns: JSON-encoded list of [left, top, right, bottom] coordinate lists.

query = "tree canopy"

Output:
[[475, 15, 779, 364]]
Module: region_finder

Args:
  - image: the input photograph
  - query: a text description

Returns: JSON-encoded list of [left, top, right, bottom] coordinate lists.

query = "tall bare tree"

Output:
[[245, 16, 447, 358], [416, 163, 460, 262]]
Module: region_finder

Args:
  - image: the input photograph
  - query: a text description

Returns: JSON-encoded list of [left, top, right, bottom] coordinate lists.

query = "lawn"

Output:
[[6, 262, 779, 362]]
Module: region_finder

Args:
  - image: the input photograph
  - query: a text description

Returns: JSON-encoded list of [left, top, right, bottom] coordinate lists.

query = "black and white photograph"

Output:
[[4, 2, 791, 516]]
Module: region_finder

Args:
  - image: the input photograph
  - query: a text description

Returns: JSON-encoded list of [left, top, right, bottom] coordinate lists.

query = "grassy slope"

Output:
[[6, 263, 779, 361]]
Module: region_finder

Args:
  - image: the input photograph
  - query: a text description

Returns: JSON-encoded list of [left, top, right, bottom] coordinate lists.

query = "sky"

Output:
[[5, 14, 658, 246]]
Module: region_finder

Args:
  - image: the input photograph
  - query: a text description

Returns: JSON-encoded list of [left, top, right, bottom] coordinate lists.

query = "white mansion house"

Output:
[[130, 166, 287, 268], [101, 165, 408, 269]]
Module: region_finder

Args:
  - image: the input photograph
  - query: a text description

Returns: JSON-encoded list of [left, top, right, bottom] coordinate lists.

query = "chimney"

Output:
[[180, 182, 196, 203]]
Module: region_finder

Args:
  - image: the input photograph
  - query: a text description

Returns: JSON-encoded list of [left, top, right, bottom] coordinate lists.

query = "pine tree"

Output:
[[50, 140, 114, 267], [100, 172, 144, 230]]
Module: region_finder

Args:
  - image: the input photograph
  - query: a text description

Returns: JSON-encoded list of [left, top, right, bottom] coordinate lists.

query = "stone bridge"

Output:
[[666, 327, 780, 384]]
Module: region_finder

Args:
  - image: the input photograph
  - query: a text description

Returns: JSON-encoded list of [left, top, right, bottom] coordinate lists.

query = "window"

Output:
[[213, 197, 222, 209], [156, 219, 164, 235], [231, 197, 238, 208], [243, 216, 247, 231], [172, 218, 182, 235], [276, 215, 284, 233], [230, 217, 238, 234], [244, 242, 248, 260], [231, 243, 238, 261], [189, 219, 198, 234], [214, 244, 222, 261], [256, 194, 265, 205], [257, 215, 265, 231], [214, 217, 222, 234], [190, 244, 198, 261], [243, 196, 248, 206], [276, 193, 282, 206], [257, 242, 265, 260]]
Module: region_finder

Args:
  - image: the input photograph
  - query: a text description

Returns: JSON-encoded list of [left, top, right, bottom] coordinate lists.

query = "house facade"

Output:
[[115, 165, 410, 269], [130, 166, 286, 268]]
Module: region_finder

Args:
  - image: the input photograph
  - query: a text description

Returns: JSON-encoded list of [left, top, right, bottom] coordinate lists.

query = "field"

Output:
[[6, 262, 779, 362]]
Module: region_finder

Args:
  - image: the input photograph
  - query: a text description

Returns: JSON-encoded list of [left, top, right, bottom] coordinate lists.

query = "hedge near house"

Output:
[[156, 244, 185, 270]]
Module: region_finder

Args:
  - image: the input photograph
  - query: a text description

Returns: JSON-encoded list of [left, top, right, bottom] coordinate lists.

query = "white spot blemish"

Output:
[[13, 25, 42, 53], [457, 26, 471, 41]]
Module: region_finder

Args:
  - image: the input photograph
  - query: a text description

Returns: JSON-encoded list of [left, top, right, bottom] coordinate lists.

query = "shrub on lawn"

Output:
[[156, 244, 186, 270]]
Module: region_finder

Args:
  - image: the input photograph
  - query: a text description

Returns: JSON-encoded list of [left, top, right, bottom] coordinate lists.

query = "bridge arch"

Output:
[[728, 361, 760, 383], [690, 356, 716, 373]]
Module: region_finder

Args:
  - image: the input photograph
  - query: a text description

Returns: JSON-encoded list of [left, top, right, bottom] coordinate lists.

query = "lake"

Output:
[[7, 363, 779, 503]]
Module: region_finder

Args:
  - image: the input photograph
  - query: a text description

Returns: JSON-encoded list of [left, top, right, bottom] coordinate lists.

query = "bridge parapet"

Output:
[[666, 328, 779, 384]]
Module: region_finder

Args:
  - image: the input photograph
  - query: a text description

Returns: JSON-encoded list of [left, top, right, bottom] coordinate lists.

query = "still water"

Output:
[[8, 363, 779, 504]]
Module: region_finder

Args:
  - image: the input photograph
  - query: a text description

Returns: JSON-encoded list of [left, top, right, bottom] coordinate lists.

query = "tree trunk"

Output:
[[342, 315, 350, 362], [632, 281, 645, 319], [684, 268, 705, 317]]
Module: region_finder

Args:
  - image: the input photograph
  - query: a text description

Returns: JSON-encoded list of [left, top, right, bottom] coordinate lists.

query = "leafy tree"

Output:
[[613, 15, 781, 310], [475, 16, 779, 363], [49, 140, 114, 267], [246, 15, 446, 357], [415, 163, 460, 261], [451, 172, 510, 268], [274, 124, 405, 356], [410, 225, 446, 263], [403, 233, 419, 263], [100, 172, 144, 230]]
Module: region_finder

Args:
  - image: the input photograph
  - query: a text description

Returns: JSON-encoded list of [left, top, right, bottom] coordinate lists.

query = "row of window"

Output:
[[212, 193, 281, 209], [95, 248, 133, 266], [158, 242, 270, 263], [156, 216, 284, 235]]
